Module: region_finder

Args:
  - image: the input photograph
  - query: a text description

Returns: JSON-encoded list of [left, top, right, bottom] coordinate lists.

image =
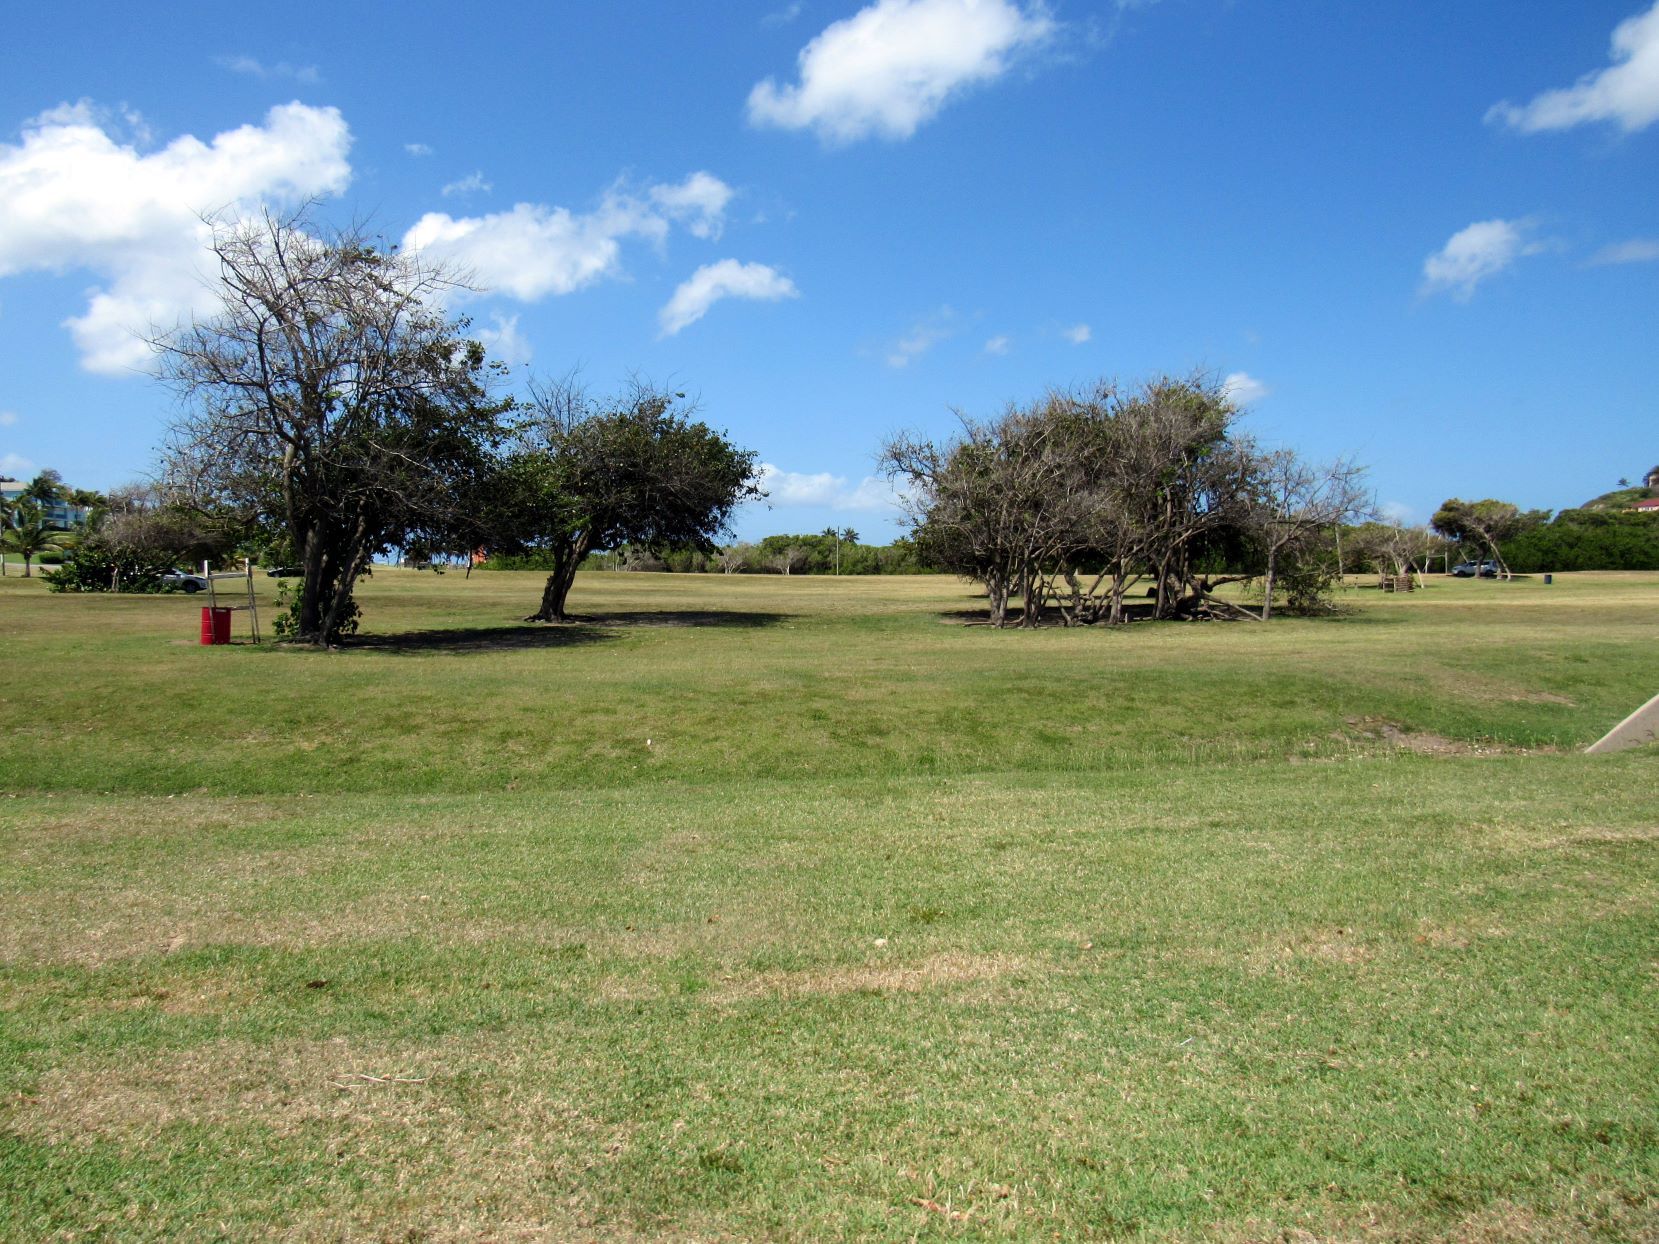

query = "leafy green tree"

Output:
[[159, 209, 511, 645], [1, 500, 76, 576], [22, 470, 67, 503], [1430, 499, 1548, 579], [1501, 508, 1659, 572], [492, 379, 761, 622]]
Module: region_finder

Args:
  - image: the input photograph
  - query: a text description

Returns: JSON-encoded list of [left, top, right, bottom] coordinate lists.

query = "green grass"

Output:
[[2, 569, 1656, 1240]]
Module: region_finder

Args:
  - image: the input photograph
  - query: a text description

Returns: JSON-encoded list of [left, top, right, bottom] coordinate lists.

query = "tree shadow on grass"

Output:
[[347, 610, 791, 654], [573, 609, 792, 629], [346, 624, 614, 654]]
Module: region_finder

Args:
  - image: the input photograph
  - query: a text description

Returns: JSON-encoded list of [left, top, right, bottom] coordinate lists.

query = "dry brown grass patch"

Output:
[[709, 951, 1024, 1003]]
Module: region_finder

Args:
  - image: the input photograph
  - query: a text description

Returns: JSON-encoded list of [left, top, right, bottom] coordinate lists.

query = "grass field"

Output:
[[2, 568, 1656, 1241]]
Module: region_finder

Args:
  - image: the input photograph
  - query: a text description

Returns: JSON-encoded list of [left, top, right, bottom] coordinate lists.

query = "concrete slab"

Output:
[[1585, 691, 1659, 755]]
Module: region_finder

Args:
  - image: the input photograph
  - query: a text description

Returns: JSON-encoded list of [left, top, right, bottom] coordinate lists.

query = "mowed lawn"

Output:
[[1, 569, 1655, 1241]]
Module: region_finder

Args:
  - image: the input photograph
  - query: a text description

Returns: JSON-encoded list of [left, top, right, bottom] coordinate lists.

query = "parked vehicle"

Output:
[[163, 568, 209, 593], [1451, 560, 1501, 578]]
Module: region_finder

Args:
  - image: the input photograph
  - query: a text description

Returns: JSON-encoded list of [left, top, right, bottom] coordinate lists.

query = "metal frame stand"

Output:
[[203, 558, 261, 643]]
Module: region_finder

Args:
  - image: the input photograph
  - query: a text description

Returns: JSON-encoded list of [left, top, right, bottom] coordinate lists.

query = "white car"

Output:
[[163, 568, 210, 593]]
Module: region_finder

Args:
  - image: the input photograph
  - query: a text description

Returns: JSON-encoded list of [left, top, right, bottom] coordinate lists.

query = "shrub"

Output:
[[45, 544, 175, 593]]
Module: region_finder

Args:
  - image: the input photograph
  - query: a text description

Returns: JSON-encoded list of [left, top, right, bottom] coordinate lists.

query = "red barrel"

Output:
[[200, 607, 232, 645]]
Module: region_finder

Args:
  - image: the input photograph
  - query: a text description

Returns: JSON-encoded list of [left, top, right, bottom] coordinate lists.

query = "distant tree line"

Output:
[[1429, 496, 1659, 575], [1500, 508, 1659, 572], [480, 530, 934, 576]]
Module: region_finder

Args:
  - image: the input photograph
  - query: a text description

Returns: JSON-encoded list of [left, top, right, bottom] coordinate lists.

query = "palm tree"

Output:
[[1, 500, 75, 577]]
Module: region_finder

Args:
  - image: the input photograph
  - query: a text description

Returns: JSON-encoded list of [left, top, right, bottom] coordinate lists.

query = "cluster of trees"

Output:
[[1343, 520, 1448, 584], [44, 482, 247, 593], [153, 211, 760, 643], [881, 377, 1367, 627], [1428, 496, 1659, 575], [1499, 508, 1659, 572], [1, 470, 103, 577]]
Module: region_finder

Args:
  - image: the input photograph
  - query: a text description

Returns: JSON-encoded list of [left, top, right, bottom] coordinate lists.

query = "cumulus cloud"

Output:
[[441, 170, 492, 198], [756, 462, 906, 512], [983, 334, 1010, 355], [405, 142, 433, 157], [404, 173, 734, 306], [649, 171, 735, 240], [1589, 237, 1659, 265], [658, 259, 798, 336], [1487, 1, 1659, 134], [747, 0, 1055, 143], [1, 452, 38, 479], [404, 198, 658, 301], [1062, 322, 1091, 344], [0, 100, 351, 372], [215, 55, 321, 84], [763, 2, 805, 27], [0, 410, 17, 428], [1421, 219, 1540, 300], [1222, 371, 1268, 406]]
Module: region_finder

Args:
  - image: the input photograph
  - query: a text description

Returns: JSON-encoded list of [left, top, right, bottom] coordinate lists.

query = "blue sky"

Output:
[[2, 0, 1655, 541]]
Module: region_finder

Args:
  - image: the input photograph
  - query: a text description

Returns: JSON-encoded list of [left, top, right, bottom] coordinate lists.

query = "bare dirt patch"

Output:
[[1341, 717, 1539, 757]]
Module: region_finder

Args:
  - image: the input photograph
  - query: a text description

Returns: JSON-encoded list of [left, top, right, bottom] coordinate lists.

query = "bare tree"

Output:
[[1252, 452, 1370, 619], [768, 544, 810, 575], [718, 543, 754, 574], [158, 208, 508, 644], [884, 375, 1361, 627]]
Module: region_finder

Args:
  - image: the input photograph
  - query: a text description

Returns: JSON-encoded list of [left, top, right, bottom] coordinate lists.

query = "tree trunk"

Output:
[[298, 525, 327, 642], [527, 536, 589, 622], [984, 570, 1008, 627], [1261, 549, 1277, 622]]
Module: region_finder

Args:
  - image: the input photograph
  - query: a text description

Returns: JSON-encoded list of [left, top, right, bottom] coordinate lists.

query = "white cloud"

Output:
[[983, 334, 1010, 355], [404, 197, 659, 301], [404, 174, 733, 305], [1, 452, 38, 479], [1487, 1, 1659, 134], [1589, 237, 1659, 265], [649, 171, 734, 240], [659, 259, 799, 336], [1378, 500, 1414, 526], [474, 312, 532, 366], [405, 142, 433, 157], [887, 308, 955, 366], [756, 462, 906, 512], [441, 170, 492, 198], [763, 2, 805, 26], [0, 101, 352, 373], [747, 0, 1056, 143], [1421, 219, 1539, 300], [1062, 322, 1091, 344], [0, 410, 17, 427], [216, 55, 321, 84], [1222, 371, 1268, 406]]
